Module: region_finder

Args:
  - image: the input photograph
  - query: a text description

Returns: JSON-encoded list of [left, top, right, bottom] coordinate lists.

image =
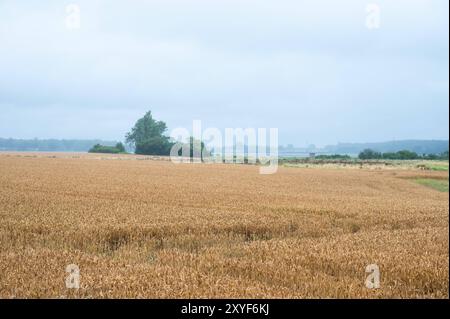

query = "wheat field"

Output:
[[0, 153, 448, 298]]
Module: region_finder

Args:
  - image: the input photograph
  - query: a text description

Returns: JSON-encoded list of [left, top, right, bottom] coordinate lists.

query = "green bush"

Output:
[[88, 143, 126, 154]]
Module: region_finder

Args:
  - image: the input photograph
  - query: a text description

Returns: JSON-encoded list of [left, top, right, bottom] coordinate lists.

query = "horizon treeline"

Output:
[[358, 149, 449, 160], [0, 138, 119, 152]]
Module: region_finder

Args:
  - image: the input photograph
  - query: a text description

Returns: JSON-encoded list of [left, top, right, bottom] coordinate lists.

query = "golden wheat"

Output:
[[0, 153, 448, 298]]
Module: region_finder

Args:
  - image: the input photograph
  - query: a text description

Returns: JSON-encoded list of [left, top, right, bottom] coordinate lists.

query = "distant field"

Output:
[[281, 158, 449, 171], [0, 153, 448, 298]]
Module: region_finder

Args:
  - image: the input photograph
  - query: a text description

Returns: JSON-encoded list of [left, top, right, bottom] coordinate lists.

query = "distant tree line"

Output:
[[324, 140, 449, 155], [0, 138, 119, 152], [315, 154, 352, 160], [358, 149, 449, 160], [0, 111, 208, 157]]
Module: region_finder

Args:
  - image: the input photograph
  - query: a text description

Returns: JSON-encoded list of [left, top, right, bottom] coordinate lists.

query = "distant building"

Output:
[[309, 152, 316, 159]]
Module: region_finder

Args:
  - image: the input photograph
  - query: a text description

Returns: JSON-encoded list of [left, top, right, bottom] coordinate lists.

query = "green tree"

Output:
[[115, 142, 126, 153], [381, 152, 398, 160], [125, 111, 174, 155], [88, 143, 127, 154]]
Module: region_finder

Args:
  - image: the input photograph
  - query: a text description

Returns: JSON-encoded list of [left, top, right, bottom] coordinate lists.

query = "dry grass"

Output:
[[0, 153, 448, 298]]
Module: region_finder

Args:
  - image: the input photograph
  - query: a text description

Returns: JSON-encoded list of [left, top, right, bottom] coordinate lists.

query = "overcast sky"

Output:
[[0, 0, 448, 146]]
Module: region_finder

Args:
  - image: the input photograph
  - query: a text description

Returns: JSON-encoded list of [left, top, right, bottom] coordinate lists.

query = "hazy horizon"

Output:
[[1, 0, 448, 147]]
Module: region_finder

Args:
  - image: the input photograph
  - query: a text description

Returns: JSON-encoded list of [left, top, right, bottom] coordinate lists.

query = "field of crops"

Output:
[[0, 153, 448, 298]]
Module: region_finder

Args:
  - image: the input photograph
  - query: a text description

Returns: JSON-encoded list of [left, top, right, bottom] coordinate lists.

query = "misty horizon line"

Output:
[[1, 136, 448, 149]]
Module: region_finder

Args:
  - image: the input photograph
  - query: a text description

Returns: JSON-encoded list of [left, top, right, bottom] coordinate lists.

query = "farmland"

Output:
[[0, 153, 448, 298]]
